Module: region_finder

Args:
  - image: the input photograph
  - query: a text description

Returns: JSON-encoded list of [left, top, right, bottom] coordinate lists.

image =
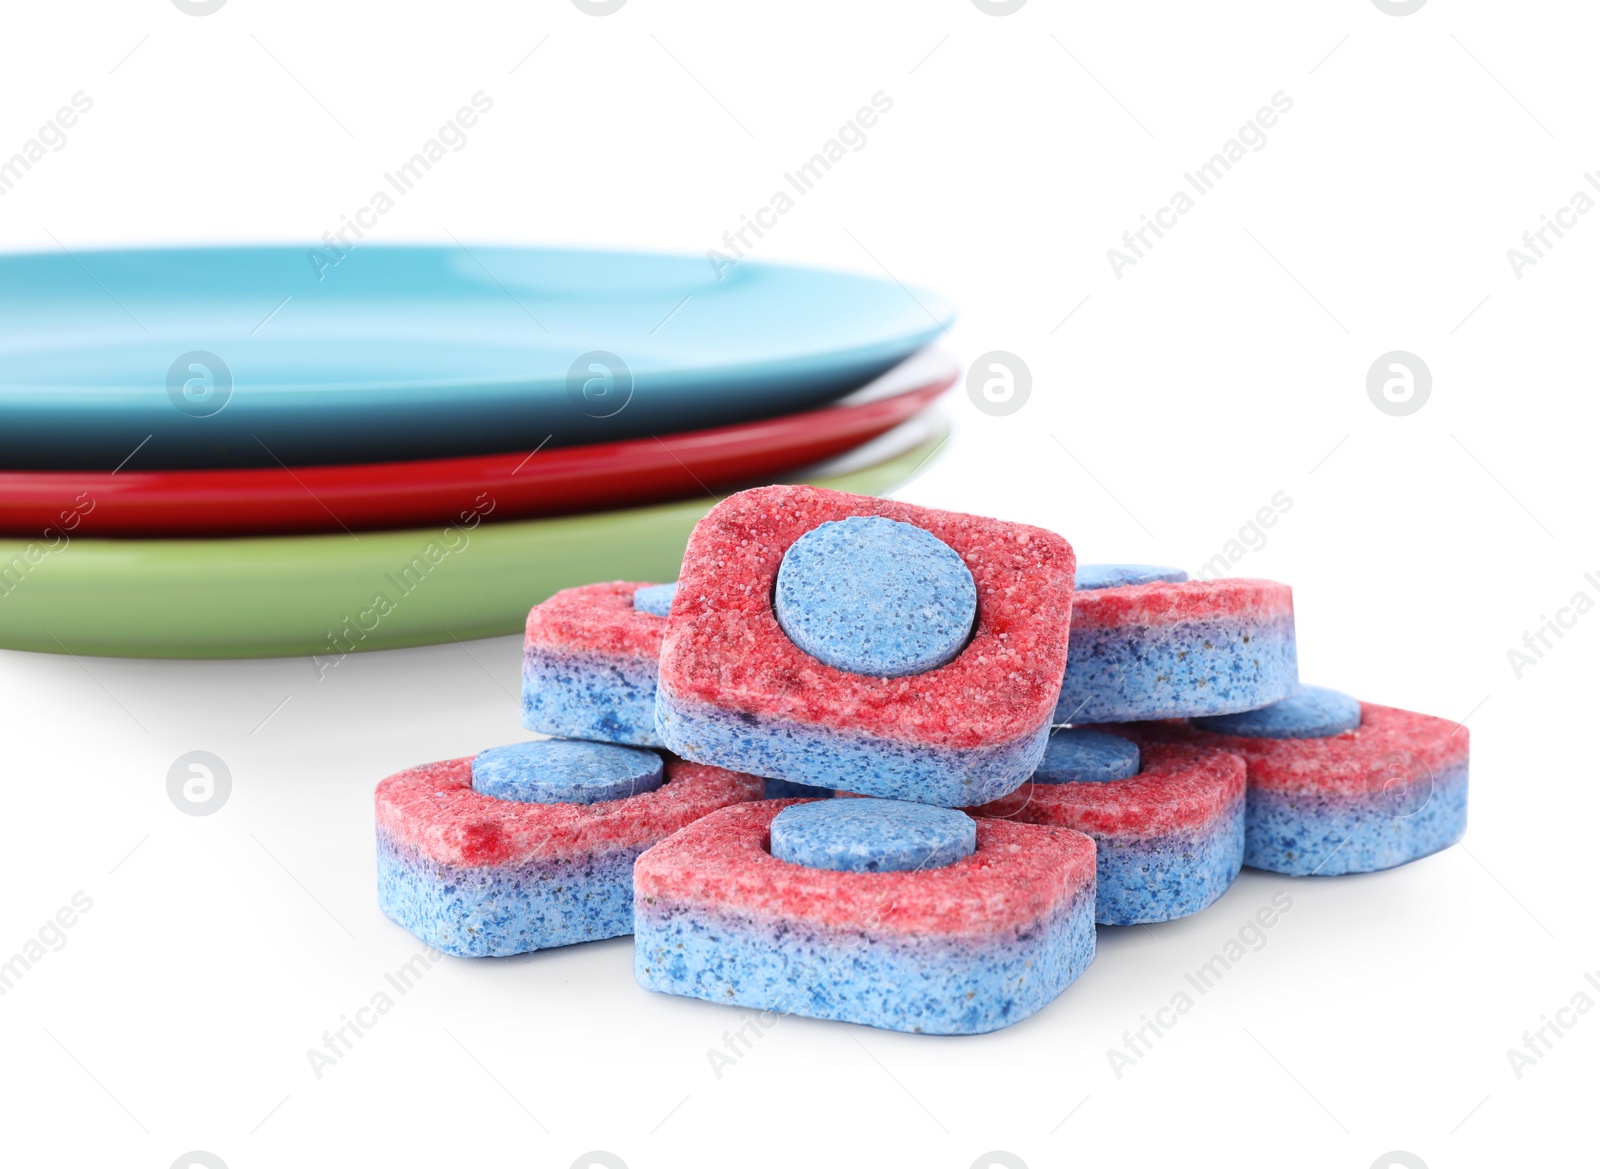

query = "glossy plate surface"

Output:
[[0, 245, 954, 469], [0, 352, 954, 536]]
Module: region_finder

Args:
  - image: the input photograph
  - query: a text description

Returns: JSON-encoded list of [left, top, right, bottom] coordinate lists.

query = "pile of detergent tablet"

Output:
[[374, 484, 1469, 1035]]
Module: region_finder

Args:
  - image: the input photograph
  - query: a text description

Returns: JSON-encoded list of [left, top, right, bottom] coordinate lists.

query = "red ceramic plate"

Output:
[[0, 351, 955, 538]]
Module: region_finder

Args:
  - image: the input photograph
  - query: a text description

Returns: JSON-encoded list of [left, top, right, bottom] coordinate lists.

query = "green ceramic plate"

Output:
[[0, 426, 947, 659]]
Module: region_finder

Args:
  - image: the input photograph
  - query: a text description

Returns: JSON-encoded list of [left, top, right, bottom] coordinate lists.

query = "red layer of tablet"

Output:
[[634, 800, 1095, 939], [1071, 578, 1293, 629], [968, 739, 1245, 837], [375, 755, 763, 865], [524, 582, 667, 660], [659, 485, 1075, 748], [1155, 703, 1467, 797]]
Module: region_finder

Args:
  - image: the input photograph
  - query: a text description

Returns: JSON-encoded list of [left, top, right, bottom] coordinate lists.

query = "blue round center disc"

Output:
[[1033, 728, 1141, 783], [774, 515, 976, 678], [1192, 686, 1362, 739], [472, 739, 664, 805], [770, 798, 976, 873]]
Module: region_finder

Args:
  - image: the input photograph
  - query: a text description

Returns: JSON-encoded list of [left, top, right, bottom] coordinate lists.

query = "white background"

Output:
[[1, 2, 1595, 1167]]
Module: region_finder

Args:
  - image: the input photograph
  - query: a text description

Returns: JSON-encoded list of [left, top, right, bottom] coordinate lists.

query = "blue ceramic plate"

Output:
[[0, 245, 953, 469]]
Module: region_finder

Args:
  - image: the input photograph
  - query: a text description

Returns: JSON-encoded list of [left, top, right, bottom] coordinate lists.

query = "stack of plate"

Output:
[[0, 246, 955, 658]]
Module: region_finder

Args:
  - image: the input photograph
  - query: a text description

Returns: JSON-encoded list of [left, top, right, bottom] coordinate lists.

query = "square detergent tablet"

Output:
[[633, 799, 1097, 1034], [375, 743, 762, 956], [970, 729, 1245, 925], [655, 485, 1076, 807], [522, 581, 676, 747], [1174, 691, 1468, 876], [1057, 566, 1298, 723]]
